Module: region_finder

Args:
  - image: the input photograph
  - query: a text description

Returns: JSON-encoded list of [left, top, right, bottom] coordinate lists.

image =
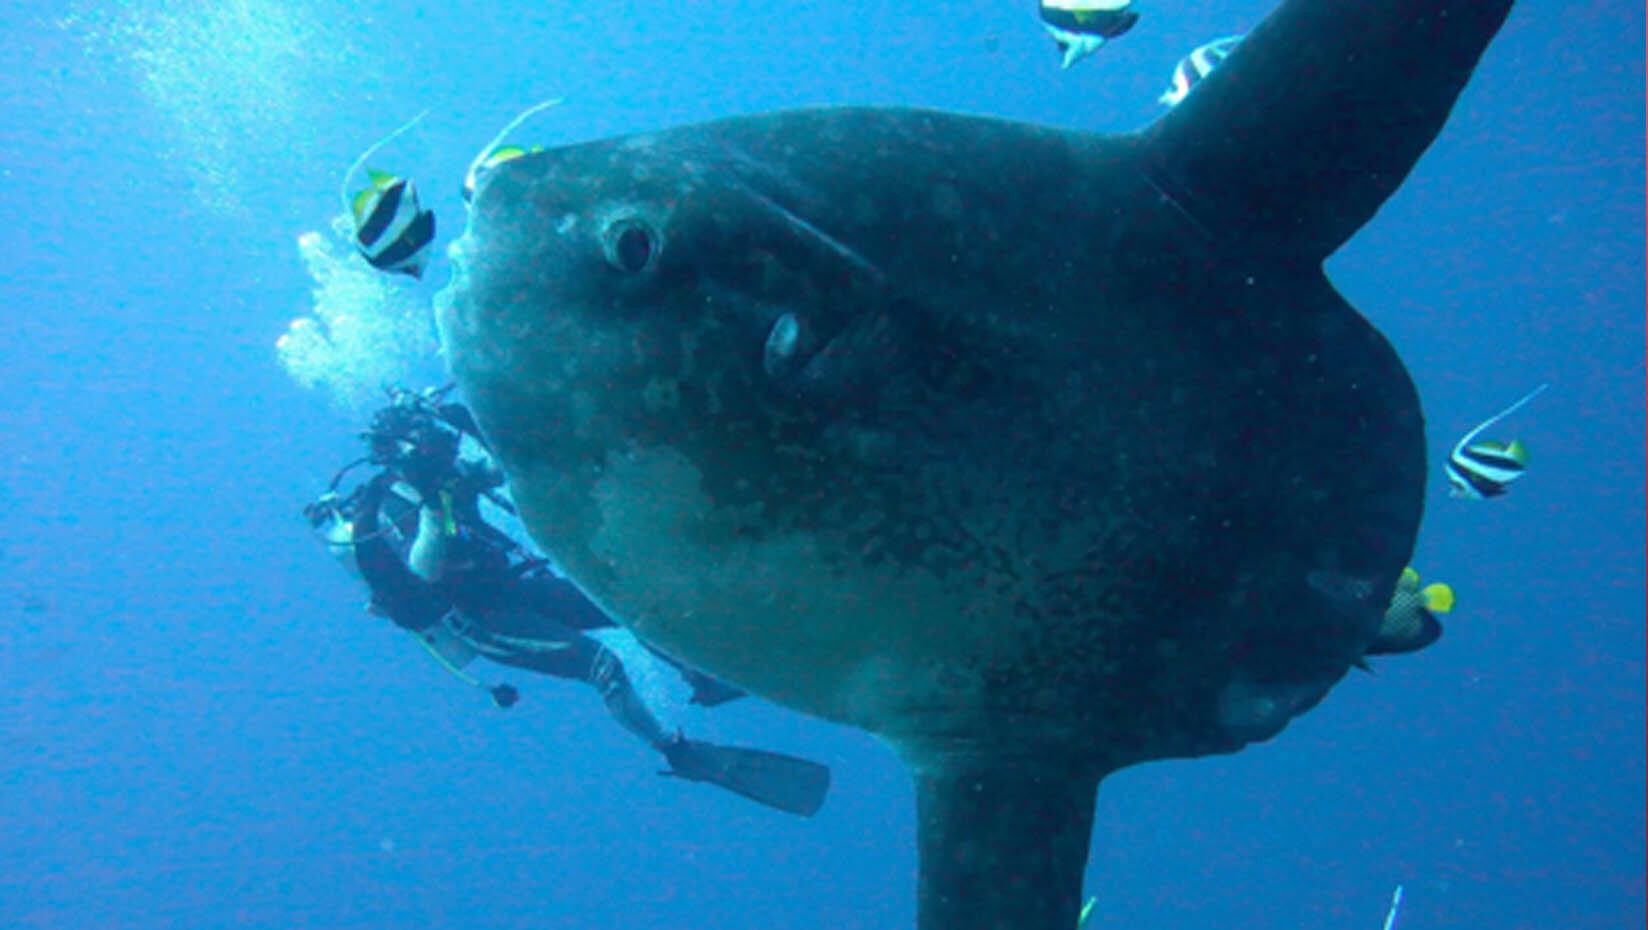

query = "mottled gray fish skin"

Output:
[[443, 107, 1413, 763], [436, 0, 1513, 925]]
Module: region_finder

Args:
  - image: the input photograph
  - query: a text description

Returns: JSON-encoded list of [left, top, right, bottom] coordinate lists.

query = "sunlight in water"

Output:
[[67, 0, 361, 214]]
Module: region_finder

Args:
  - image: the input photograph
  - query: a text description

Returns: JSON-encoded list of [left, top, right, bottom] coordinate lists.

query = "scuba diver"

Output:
[[304, 385, 831, 817]]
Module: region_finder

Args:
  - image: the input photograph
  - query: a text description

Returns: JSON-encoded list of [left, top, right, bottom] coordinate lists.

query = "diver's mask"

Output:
[[364, 400, 461, 492]]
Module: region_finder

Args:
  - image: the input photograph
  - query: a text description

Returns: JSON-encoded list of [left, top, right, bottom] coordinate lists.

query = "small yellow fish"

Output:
[[1447, 384, 1548, 499], [463, 98, 563, 203], [1363, 566, 1454, 663], [338, 112, 435, 278]]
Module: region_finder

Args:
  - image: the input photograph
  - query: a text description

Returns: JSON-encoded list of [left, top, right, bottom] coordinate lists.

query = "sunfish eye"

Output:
[[603, 218, 657, 274]]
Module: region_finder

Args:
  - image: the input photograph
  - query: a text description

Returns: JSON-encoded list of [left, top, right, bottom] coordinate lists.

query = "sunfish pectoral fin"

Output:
[[788, 309, 909, 410], [1138, 0, 1515, 259]]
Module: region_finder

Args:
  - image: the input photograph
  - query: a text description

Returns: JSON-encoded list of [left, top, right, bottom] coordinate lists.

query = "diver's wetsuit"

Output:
[[348, 466, 715, 749], [308, 390, 830, 817]]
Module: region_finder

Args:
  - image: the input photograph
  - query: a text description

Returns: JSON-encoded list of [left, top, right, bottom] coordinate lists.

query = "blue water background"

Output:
[[0, 1, 1641, 927]]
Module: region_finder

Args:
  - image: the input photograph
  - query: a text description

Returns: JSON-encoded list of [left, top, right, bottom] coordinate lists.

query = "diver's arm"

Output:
[[406, 501, 449, 582], [587, 644, 673, 749], [456, 455, 505, 491]]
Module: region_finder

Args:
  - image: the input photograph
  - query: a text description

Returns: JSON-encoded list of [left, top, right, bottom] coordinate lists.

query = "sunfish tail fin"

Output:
[[1139, 0, 1515, 259]]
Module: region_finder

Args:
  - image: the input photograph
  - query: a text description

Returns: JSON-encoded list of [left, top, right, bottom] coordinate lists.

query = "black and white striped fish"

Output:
[[339, 112, 436, 279], [1446, 384, 1548, 499], [1038, 0, 1139, 70], [350, 170, 435, 278], [1159, 35, 1243, 107]]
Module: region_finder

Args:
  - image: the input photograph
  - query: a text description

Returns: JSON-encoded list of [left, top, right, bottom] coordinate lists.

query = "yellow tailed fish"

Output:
[[339, 111, 436, 278], [1361, 566, 1454, 665], [1447, 383, 1548, 499]]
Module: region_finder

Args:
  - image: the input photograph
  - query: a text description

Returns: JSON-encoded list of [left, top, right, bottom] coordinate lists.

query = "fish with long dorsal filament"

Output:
[[1447, 383, 1549, 499], [340, 111, 436, 279], [435, 0, 1516, 926]]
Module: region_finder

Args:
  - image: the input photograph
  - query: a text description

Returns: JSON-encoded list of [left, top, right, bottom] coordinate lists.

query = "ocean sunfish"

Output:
[[436, 0, 1516, 925]]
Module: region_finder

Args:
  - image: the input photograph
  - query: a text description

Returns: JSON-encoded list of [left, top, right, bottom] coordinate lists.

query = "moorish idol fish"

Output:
[[339, 112, 436, 279], [1447, 383, 1549, 499], [1038, 0, 1139, 70], [462, 98, 563, 204], [461, 144, 542, 203], [1362, 566, 1454, 665], [1159, 35, 1243, 107]]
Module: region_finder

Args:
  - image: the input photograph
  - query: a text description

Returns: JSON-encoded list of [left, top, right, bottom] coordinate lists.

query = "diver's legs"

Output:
[[587, 644, 673, 749], [639, 641, 746, 706], [474, 617, 828, 815], [587, 642, 831, 816]]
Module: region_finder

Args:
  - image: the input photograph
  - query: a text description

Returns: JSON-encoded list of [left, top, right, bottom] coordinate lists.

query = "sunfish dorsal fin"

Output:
[[1139, 0, 1515, 259]]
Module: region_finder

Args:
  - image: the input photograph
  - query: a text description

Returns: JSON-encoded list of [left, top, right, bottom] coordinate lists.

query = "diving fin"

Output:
[[662, 738, 831, 817]]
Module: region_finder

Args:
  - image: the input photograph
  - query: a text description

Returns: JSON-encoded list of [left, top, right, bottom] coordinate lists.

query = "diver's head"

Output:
[[364, 397, 460, 488]]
